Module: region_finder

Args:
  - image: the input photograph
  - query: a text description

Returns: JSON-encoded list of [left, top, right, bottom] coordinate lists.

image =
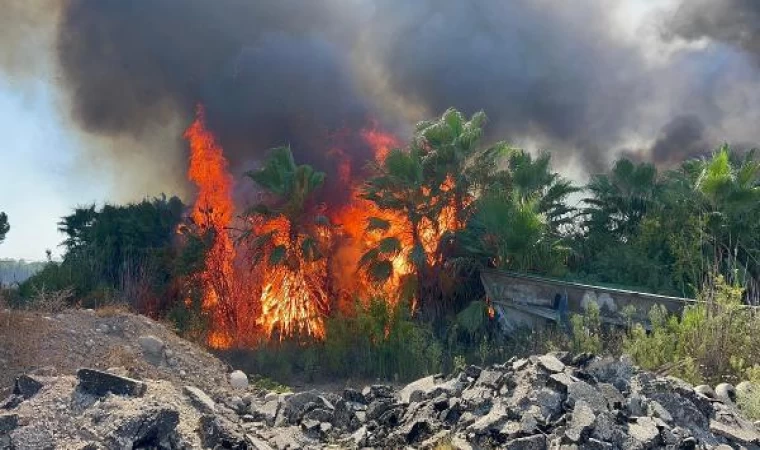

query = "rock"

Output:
[[567, 381, 608, 413], [302, 407, 333, 423], [245, 434, 275, 450], [477, 369, 504, 389], [512, 358, 529, 371], [710, 418, 760, 446], [183, 385, 216, 413], [0, 395, 23, 410], [281, 391, 326, 424], [403, 418, 434, 444], [538, 354, 566, 373], [13, 375, 43, 399], [367, 398, 396, 421], [251, 400, 280, 426], [647, 400, 673, 423], [229, 370, 249, 390], [597, 383, 625, 410], [137, 335, 165, 356], [343, 388, 366, 404], [627, 416, 660, 448], [464, 365, 483, 379], [199, 414, 247, 449], [694, 385, 716, 399], [0, 414, 18, 433], [76, 368, 147, 397], [548, 372, 577, 393], [715, 383, 737, 404], [105, 407, 179, 449], [351, 425, 368, 446], [566, 400, 596, 442], [399, 375, 438, 403], [504, 434, 546, 450], [363, 384, 394, 402], [468, 401, 509, 435]]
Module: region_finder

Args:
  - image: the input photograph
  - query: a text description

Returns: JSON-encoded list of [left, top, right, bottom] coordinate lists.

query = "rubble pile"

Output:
[[3, 351, 760, 449]]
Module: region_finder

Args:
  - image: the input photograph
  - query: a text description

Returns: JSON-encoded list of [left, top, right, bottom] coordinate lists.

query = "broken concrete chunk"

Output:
[[13, 375, 43, 400], [76, 368, 147, 397], [183, 385, 216, 413]]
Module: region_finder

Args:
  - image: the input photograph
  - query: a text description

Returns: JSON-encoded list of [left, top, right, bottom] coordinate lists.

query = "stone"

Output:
[[403, 418, 434, 444], [351, 425, 368, 446], [464, 365, 483, 379], [626, 394, 646, 417], [567, 381, 608, 413], [13, 375, 43, 399], [137, 335, 165, 356], [367, 398, 396, 421], [715, 383, 737, 404], [363, 384, 394, 402], [199, 414, 247, 449], [504, 434, 546, 450], [0, 414, 18, 433], [282, 391, 326, 424], [251, 400, 280, 426], [477, 369, 504, 389], [538, 354, 566, 373], [565, 400, 596, 442], [183, 386, 216, 413], [229, 370, 249, 390], [467, 401, 509, 435], [0, 395, 23, 410], [535, 388, 563, 420], [399, 375, 438, 403], [694, 384, 716, 399], [343, 388, 366, 404], [245, 434, 275, 450], [647, 400, 673, 423], [8, 425, 55, 450], [627, 416, 660, 448], [710, 419, 760, 446], [597, 383, 625, 410], [548, 372, 577, 393], [105, 407, 180, 449], [512, 358, 530, 371], [303, 407, 333, 423], [77, 368, 147, 397]]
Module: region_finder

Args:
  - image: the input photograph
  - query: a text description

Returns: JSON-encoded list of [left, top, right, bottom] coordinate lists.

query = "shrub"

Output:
[[624, 275, 760, 384]]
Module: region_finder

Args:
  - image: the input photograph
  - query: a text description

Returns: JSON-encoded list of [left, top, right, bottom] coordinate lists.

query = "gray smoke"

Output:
[[1, 0, 759, 193]]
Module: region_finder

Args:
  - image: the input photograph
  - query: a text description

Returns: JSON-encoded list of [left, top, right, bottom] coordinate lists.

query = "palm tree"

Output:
[[583, 158, 660, 242], [360, 146, 433, 305], [244, 145, 332, 339]]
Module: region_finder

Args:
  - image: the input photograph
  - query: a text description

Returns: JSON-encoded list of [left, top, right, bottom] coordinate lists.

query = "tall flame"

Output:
[[184, 105, 236, 348]]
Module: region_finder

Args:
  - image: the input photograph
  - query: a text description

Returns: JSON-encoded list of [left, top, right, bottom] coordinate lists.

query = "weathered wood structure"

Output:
[[480, 269, 700, 333]]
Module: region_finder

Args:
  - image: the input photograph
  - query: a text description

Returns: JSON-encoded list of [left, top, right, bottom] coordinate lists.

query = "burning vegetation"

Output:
[[180, 105, 496, 349]]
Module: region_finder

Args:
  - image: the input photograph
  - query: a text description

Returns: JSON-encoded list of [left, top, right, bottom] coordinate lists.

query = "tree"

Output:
[[458, 151, 575, 275], [244, 145, 332, 338], [0, 212, 8, 245], [582, 158, 660, 242]]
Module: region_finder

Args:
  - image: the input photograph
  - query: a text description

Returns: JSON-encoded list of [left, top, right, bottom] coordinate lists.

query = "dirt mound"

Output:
[[0, 308, 231, 398]]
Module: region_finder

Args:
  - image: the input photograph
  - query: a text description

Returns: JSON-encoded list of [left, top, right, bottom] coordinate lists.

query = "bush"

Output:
[[624, 275, 760, 384]]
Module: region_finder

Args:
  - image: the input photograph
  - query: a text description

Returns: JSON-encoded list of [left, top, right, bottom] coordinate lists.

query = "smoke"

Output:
[[2, 0, 760, 194], [668, 0, 760, 60]]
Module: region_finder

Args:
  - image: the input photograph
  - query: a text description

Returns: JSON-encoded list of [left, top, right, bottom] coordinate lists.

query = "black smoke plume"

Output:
[[2, 0, 759, 191]]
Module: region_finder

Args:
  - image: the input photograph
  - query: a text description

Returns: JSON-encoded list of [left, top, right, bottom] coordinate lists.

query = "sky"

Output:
[[0, 0, 756, 261]]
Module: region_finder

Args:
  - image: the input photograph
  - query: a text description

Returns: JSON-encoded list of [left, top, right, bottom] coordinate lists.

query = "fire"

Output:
[[248, 215, 330, 341], [184, 105, 237, 348], [182, 108, 463, 347]]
